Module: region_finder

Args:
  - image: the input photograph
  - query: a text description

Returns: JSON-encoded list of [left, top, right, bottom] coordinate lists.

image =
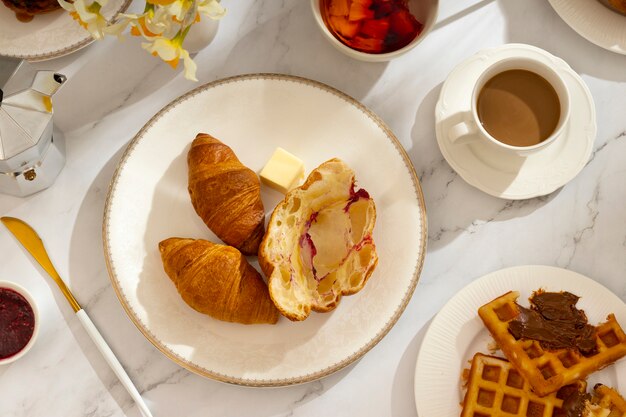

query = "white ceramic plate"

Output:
[[436, 44, 595, 200], [103, 74, 427, 386], [414, 265, 626, 417], [549, 0, 626, 55], [0, 0, 130, 61]]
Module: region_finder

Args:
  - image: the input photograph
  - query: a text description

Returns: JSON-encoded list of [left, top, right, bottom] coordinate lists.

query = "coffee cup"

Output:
[[448, 56, 570, 156]]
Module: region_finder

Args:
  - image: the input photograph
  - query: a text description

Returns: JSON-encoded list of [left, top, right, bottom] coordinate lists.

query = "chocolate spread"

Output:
[[561, 389, 591, 417], [508, 291, 597, 355]]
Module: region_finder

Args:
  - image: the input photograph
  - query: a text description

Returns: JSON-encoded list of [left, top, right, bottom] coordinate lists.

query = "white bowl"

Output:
[[310, 0, 439, 62], [0, 281, 39, 365]]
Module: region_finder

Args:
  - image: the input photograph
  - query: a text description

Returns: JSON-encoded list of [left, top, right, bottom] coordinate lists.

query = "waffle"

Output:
[[478, 291, 626, 397], [586, 384, 626, 417], [461, 353, 586, 417]]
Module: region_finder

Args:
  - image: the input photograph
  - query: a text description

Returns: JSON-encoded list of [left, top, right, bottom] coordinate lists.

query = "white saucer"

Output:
[[435, 44, 596, 200], [549, 0, 626, 55]]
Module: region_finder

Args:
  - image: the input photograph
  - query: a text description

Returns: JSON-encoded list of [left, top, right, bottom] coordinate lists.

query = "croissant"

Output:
[[187, 133, 265, 255], [159, 237, 279, 325]]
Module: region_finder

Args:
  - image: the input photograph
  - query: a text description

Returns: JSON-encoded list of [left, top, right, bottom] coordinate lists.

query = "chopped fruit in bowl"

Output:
[[322, 0, 423, 54], [312, 0, 438, 61]]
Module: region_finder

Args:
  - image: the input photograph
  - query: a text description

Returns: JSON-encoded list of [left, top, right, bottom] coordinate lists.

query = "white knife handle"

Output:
[[76, 309, 154, 417]]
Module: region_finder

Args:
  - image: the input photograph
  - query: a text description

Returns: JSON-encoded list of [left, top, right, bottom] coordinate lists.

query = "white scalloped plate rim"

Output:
[[414, 265, 626, 417], [0, 0, 131, 61], [548, 0, 626, 55], [103, 73, 427, 387]]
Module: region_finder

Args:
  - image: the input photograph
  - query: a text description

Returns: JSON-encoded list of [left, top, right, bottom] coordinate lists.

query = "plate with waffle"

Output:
[[414, 265, 626, 417], [548, 0, 626, 55]]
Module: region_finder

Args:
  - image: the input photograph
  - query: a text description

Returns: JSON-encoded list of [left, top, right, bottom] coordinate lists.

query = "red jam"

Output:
[[0, 288, 35, 360], [321, 0, 423, 54]]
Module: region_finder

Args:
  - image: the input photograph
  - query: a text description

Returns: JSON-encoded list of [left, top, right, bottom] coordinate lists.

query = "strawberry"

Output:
[[389, 9, 419, 38], [329, 15, 362, 38], [327, 0, 350, 17], [360, 18, 390, 40], [350, 36, 384, 53], [348, 0, 374, 21], [374, 1, 395, 18]]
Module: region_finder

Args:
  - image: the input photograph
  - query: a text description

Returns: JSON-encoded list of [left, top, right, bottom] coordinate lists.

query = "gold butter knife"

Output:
[[1, 217, 154, 417]]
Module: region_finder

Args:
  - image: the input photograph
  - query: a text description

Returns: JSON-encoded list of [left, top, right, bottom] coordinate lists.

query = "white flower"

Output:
[[58, 0, 223, 81], [142, 37, 198, 81], [125, 11, 167, 39], [58, 0, 108, 40], [163, 0, 185, 23], [198, 0, 225, 19], [103, 19, 131, 38]]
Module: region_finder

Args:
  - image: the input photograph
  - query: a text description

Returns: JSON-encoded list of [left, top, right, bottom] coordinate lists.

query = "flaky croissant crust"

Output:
[[159, 237, 279, 325], [187, 133, 265, 255]]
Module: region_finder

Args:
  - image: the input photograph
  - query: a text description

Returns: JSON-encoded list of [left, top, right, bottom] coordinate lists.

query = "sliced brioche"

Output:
[[259, 158, 378, 321]]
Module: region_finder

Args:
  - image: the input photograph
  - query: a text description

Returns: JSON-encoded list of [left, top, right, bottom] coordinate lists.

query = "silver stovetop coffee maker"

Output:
[[0, 57, 66, 197]]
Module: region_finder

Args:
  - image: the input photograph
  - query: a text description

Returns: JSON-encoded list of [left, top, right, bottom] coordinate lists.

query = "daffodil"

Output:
[[142, 34, 198, 81], [146, 0, 177, 6], [163, 0, 186, 22], [103, 18, 131, 38], [198, 0, 225, 19], [125, 10, 165, 39], [58, 0, 109, 40], [60, 0, 223, 81]]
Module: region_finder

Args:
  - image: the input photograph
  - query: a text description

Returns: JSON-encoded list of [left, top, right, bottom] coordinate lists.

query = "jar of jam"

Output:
[[0, 281, 39, 364]]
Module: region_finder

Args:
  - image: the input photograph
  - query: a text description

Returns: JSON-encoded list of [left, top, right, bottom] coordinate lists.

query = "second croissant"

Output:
[[159, 237, 279, 325]]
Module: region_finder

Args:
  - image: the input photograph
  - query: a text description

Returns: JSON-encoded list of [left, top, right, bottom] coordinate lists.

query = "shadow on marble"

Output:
[[51, 37, 180, 132], [150, 363, 351, 417], [213, 0, 388, 102], [499, 0, 626, 82], [390, 316, 433, 417], [61, 144, 154, 416], [0, 193, 31, 216], [433, 0, 497, 32], [410, 82, 560, 252], [68, 145, 127, 307]]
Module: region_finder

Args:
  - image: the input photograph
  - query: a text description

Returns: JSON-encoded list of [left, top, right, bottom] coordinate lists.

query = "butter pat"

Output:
[[260, 148, 305, 193]]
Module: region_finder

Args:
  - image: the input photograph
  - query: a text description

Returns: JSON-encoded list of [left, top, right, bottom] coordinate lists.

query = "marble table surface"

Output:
[[1, 0, 626, 416]]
